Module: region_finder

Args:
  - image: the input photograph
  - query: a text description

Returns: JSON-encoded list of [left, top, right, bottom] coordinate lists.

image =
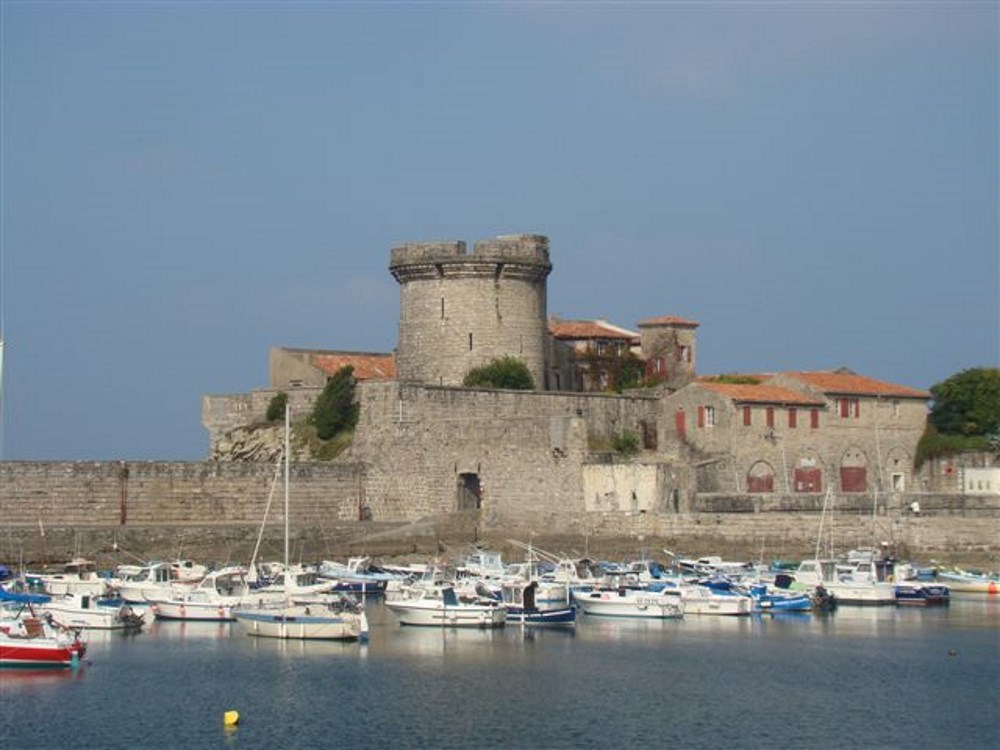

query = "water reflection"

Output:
[[0, 666, 86, 689]]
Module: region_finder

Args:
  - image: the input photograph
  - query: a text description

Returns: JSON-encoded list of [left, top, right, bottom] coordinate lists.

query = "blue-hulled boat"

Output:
[[501, 581, 576, 627], [744, 583, 814, 613], [894, 582, 950, 606]]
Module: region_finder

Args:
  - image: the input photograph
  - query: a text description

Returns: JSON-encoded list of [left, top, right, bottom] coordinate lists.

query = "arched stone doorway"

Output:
[[747, 461, 776, 493], [793, 450, 823, 493], [840, 448, 869, 493]]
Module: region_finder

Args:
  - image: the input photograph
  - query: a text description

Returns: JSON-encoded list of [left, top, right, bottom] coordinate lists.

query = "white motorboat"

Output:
[[789, 559, 896, 606], [670, 583, 754, 616], [111, 561, 203, 604], [40, 592, 144, 630], [385, 585, 506, 628], [573, 587, 684, 619], [27, 558, 111, 598], [148, 566, 264, 621]]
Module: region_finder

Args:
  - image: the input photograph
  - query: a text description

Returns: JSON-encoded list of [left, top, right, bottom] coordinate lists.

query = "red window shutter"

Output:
[[810, 409, 819, 428], [697, 405, 705, 428], [840, 398, 849, 418], [766, 407, 774, 428], [743, 406, 752, 426], [853, 399, 860, 418], [788, 408, 797, 428], [675, 410, 686, 438]]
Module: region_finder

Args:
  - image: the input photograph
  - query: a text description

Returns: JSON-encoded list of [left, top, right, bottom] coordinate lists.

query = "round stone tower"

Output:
[[390, 234, 553, 389]]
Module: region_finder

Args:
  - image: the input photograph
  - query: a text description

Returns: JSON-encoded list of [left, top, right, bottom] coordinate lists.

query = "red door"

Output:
[[747, 474, 774, 493], [794, 468, 822, 493], [840, 467, 867, 492]]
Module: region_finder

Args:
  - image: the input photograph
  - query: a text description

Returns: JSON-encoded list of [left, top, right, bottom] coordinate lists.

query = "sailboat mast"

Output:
[[284, 403, 290, 573]]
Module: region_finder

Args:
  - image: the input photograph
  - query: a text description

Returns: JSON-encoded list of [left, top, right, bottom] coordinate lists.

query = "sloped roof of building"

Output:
[[312, 352, 396, 380], [783, 370, 929, 399], [637, 315, 700, 328], [698, 381, 825, 406], [549, 319, 638, 341]]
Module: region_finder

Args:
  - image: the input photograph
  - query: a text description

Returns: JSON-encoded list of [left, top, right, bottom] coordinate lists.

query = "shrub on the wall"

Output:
[[266, 392, 288, 423], [611, 430, 641, 457], [311, 366, 359, 440], [463, 356, 535, 390]]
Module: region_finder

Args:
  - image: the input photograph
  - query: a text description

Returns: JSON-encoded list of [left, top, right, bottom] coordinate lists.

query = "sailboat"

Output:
[[232, 405, 369, 641]]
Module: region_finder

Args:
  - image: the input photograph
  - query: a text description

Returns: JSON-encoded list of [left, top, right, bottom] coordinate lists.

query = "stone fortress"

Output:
[[3, 232, 996, 566], [201, 233, 997, 556]]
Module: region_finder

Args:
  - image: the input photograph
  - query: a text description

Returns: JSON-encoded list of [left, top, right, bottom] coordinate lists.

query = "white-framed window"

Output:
[[705, 405, 716, 427]]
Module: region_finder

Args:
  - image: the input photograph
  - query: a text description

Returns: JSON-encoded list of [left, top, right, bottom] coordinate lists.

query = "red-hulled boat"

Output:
[[0, 613, 87, 668]]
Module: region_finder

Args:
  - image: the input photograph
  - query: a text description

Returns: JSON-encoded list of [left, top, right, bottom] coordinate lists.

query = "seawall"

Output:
[[1, 461, 997, 568]]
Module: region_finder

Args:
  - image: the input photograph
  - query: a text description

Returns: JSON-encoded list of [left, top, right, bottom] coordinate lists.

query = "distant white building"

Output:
[[963, 466, 1000, 496]]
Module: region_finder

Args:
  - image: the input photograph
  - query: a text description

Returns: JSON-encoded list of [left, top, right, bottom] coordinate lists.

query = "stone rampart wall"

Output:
[[1, 462, 996, 568], [0, 461, 362, 530]]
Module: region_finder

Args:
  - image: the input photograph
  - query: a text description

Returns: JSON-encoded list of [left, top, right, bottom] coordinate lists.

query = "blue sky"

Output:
[[1, 1, 996, 460]]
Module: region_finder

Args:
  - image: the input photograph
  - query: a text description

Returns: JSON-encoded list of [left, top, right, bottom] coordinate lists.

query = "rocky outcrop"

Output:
[[211, 424, 289, 462]]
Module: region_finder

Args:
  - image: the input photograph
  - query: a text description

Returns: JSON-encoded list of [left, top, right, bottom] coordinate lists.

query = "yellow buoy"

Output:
[[224, 710, 240, 727]]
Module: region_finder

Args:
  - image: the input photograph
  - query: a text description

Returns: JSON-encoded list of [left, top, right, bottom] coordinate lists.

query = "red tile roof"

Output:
[[312, 352, 396, 380], [638, 315, 700, 328], [699, 381, 825, 406], [785, 371, 929, 399], [550, 320, 638, 340]]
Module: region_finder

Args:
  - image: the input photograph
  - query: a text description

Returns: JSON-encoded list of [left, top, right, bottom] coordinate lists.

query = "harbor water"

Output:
[[1, 595, 997, 750]]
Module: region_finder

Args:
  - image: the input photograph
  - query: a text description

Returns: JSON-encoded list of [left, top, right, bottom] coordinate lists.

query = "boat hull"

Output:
[[150, 600, 237, 621], [895, 584, 950, 606], [42, 605, 140, 630], [385, 600, 507, 628], [505, 605, 576, 626], [0, 641, 85, 668], [232, 606, 367, 641], [574, 590, 684, 619]]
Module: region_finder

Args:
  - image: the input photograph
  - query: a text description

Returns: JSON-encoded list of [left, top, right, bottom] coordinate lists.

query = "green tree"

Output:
[[311, 366, 359, 440], [463, 356, 535, 390], [265, 391, 288, 423], [930, 367, 1000, 436]]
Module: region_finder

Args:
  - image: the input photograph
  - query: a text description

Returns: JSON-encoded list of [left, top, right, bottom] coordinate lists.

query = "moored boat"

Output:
[[501, 581, 575, 627], [0, 612, 87, 668], [573, 587, 684, 619], [934, 569, 999, 595], [385, 585, 506, 628], [149, 566, 261, 622], [785, 559, 896, 606], [26, 558, 111, 598], [894, 582, 950, 606], [232, 597, 369, 640], [40, 592, 144, 630]]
